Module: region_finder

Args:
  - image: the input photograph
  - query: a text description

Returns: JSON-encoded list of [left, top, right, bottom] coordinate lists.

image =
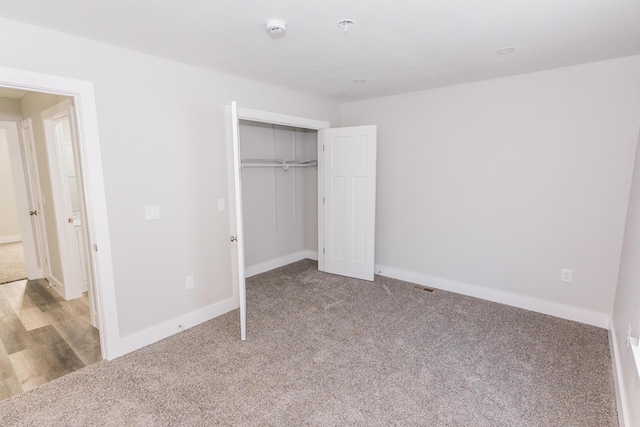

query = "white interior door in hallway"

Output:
[[228, 103, 377, 340], [20, 118, 49, 279], [42, 99, 90, 300], [1, 120, 42, 279]]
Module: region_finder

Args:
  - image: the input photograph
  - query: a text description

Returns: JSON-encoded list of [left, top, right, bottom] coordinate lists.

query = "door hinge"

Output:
[[94, 244, 98, 252], [322, 197, 325, 204], [322, 145, 325, 151], [323, 248, 325, 254]]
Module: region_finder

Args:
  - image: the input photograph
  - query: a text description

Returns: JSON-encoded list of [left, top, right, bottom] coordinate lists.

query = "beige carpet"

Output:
[[0, 260, 618, 426], [0, 241, 28, 284]]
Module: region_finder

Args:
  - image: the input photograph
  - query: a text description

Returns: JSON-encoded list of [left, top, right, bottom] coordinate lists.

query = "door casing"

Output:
[[0, 65, 118, 360]]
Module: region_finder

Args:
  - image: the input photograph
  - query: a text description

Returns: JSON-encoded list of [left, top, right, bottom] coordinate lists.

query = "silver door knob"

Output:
[[68, 218, 74, 224], [30, 210, 37, 216], [230, 236, 238, 242]]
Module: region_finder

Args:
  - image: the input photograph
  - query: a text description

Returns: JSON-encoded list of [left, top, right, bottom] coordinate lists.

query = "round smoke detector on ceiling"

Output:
[[266, 19, 287, 37]]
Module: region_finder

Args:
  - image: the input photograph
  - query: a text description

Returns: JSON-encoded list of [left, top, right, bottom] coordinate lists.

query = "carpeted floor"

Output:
[[0, 242, 28, 285], [0, 260, 618, 426]]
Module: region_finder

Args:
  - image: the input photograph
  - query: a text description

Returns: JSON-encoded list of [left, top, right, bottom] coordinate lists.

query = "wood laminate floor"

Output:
[[0, 279, 101, 400]]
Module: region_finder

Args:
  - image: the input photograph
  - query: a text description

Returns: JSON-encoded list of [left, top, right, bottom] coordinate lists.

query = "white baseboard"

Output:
[[375, 264, 610, 329], [246, 250, 318, 278], [110, 252, 318, 359], [114, 295, 239, 359], [0, 234, 21, 244], [609, 323, 629, 427]]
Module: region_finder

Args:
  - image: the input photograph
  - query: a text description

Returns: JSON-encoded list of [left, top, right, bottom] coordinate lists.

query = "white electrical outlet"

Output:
[[217, 199, 226, 211], [185, 275, 194, 290], [561, 269, 572, 283]]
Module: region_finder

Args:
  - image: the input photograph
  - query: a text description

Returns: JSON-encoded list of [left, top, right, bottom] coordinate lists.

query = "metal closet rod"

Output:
[[241, 158, 318, 170]]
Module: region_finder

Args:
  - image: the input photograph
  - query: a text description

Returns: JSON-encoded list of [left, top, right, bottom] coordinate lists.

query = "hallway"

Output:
[[0, 279, 100, 400]]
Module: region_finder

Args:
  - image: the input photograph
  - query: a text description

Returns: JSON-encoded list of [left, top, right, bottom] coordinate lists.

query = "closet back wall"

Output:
[[240, 121, 318, 276]]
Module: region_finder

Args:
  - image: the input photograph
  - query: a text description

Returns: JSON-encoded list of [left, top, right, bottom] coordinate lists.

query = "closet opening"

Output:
[[239, 120, 319, 277], [228, 103, 377, 340]]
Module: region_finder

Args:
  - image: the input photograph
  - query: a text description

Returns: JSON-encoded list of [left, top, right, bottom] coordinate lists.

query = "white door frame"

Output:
[[227, 104, 330, 340], [1, 120, 42, 278], [0, 66, 119, 360]]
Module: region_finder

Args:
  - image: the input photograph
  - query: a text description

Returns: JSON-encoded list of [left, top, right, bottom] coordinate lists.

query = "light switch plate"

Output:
[[218, 199, 225, 211], [144, 205, 160, 220]]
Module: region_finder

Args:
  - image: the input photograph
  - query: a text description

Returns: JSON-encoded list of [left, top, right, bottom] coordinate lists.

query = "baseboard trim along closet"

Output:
[[47, 275, 65, 298], [374, 264, 610, 329], [0, 234, 22, 244], [609, 324, 631, 427], [245, 250, 318, 278], [114, 296, 239, 358]]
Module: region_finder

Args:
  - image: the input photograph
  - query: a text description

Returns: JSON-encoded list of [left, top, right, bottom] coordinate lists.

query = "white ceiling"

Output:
[[0, 0, 639, 101]]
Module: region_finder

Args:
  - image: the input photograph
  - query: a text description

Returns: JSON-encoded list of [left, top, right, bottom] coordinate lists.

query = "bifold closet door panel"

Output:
[[322, 125, 377, 282]]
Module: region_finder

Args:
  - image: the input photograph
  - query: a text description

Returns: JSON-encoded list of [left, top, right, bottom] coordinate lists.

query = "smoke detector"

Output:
[[266, 19, 287, 37]]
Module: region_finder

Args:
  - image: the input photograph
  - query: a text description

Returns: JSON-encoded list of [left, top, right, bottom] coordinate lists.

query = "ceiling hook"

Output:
[[338, 19, 355, 34]]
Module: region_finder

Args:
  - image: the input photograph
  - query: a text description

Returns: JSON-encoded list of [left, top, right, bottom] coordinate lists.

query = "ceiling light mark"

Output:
[[496, 47, 516, 55]]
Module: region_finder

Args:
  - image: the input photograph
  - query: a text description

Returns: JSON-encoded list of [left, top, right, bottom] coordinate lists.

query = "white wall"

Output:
[[611, 127, 640, 427], [341, 56, 640, 327], [0, 17, 340, 338], [0, 129, 22, 242], [0, 98, 21, 122], [239, 121, 318, 275]]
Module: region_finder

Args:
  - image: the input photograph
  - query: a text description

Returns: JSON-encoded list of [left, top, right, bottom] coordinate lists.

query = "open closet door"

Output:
[[321, 125, 377, 281], [230, 102, 247, 340]]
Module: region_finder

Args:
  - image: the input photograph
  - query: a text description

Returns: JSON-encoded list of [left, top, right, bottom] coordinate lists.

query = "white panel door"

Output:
[[20, 119, 48, 279], [2, 120, 43, 279], [321, 126, 377, 281], [230, 102, 247, 340], [42, 100, 85, 300]]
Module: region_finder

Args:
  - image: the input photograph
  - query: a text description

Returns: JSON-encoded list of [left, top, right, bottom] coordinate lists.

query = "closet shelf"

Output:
[[241, 158, 317, 170]]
